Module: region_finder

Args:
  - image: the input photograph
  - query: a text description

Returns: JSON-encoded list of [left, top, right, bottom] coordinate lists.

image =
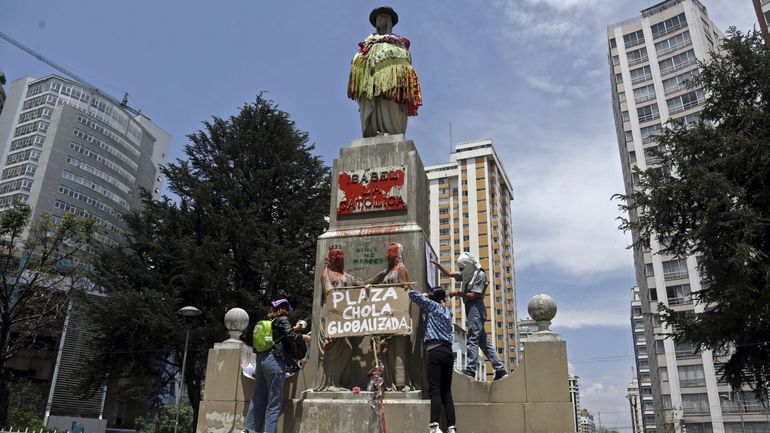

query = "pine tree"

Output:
[[80, 95, 330, 428]]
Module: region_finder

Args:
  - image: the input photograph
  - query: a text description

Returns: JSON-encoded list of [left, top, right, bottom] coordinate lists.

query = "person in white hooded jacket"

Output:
[[431, 252, 507, 380]]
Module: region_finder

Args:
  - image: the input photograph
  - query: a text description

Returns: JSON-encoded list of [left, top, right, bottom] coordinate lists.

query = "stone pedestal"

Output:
[[282, 390, 429, 433], [196, 342, 255, 433], [450, 338, 575, 433], [300, 136, 432, 393]]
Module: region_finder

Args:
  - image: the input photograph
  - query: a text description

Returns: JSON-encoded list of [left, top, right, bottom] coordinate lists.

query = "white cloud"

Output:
[[505, 133, 634, 276], [553, 308, 629, 329], [523, 0, 613, 12]]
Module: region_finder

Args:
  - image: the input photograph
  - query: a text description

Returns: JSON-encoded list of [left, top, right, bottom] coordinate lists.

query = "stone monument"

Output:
[[196, 6, 577, 433]]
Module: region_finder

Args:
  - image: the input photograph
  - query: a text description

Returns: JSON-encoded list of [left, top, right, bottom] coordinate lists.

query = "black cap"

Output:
[[428, 288, 446, 303], [369, 6, 398, 27]]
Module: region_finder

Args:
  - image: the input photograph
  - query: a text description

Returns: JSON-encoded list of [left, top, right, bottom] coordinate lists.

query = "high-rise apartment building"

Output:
[[630, 286, 655, 431], [578, 409, 597, 433], [569, 373, 582, 432], [0, 74, 170, 429], [425, 138, 517, 379], [609, 1, 770, 432]]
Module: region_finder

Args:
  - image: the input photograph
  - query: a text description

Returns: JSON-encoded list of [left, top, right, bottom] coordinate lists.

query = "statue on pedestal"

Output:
[[348, 6, 423, 137]]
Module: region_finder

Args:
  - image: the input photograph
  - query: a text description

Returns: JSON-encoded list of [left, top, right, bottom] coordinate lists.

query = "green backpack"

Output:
[[253, 318, 277, 352]]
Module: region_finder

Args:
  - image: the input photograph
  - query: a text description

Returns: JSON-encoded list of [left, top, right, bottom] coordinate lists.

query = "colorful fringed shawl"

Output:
[[348, 34, 423, 116]]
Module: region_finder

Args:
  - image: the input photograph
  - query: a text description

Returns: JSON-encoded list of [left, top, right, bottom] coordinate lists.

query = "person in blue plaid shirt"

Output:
[[409, 288, 457, 433]]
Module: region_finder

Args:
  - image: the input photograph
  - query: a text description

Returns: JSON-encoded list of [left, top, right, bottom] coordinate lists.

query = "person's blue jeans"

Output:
[[245, 350, 286, 433], [465, 302, 505, 373]]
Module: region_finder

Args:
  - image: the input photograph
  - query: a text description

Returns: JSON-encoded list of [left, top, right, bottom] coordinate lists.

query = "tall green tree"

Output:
[[80, 95, 330, 428], [617, 30, 770, 397], [0, 200, 95, 425]]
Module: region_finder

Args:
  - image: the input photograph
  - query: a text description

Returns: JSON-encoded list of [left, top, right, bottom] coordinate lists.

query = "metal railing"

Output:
[[657, 39, 692, 57], [660, 58, 697, 77], [667, 296, 693, 306]]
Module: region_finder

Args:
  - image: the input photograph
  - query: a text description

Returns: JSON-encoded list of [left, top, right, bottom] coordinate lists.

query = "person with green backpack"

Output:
[[243, 298, 310, 433]]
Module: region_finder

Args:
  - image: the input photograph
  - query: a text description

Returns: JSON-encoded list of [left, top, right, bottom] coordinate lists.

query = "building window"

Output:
[[650, 13, 687, 39], [662, 69, 699, 95], [623, 30, 645, 48], [624, 131, 633, 143], [637, 104, 660, 123], [645, 263, 654, 277], [640, 124, 662, 144], [633, 84, 656, 104], [662, 258, 688, 280], [666, 283, 692, 305], [622, 111, 630, 122], [618, 91, 626, 102], [615, 73, 623, 84], [655, 30, 692, 57], [630, 65, 653, 85], [627, 47, 648, 65], [609, 38, 617, 48], [658, 49, 698, 76], [667, 90, 705, 114], [681, 393, 709, 415], [678, 364, 705, 386]]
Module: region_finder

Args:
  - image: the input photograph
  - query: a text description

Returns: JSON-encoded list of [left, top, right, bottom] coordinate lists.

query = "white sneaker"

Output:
[[429, 422, 444, 433], [448, 426, 457, 433]]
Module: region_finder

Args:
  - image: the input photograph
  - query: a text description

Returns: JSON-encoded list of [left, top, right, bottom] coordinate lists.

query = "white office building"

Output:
[[610, 1, 770, 432]]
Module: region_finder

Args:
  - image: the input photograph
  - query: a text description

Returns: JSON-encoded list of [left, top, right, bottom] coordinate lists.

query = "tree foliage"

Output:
[[135, 404, 193, 433], [80, 95, 330, 428], [0, 200, 95, 425], [616, 30, 770, 396]]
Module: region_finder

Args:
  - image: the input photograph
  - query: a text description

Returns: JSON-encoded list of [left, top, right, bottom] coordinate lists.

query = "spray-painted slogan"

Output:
[[337, 166, 407, 215], [323, 287, 412, 338]]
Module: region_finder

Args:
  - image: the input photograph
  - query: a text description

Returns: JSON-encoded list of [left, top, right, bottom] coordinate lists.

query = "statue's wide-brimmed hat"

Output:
[[369, 6, 398, 27]]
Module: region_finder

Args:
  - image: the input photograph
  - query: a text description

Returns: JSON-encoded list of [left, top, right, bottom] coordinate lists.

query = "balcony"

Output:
[[632, 74, 653, 86], [675, 349, 700, 360], [629, 55, 649, 66], [656, 39, 692, 57], [668, 295, 693, 306], [679, 377, 706, 387], [660, 58, 697, 77]]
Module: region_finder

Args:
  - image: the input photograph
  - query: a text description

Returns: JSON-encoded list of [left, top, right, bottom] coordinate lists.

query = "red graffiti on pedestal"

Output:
[[337, 169, 407, 215]]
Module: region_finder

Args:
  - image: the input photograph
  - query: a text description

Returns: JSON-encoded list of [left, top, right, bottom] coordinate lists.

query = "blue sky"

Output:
[[1, 1, 757, 430]]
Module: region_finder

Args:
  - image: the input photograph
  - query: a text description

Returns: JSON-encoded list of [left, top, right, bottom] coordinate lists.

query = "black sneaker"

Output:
[[493, 370, 507, 381], [461, 369, 475, 378]]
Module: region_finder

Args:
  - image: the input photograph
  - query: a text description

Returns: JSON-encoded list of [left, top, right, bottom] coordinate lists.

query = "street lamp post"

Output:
[[721, 392, 746, 433], [175, 306, 201, 433], [626, 394, 640, 433]]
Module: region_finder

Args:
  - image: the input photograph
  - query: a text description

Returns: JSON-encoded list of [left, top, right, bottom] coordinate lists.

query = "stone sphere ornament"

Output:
[[224, 308, 249, 341], [528, 294, 557, 332]]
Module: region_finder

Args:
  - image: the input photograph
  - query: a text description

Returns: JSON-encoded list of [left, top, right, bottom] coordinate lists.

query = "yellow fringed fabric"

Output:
[[348, 38, 423, 116]]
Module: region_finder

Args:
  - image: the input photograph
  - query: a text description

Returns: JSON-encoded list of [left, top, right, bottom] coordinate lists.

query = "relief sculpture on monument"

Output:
[[315, 242, 416, 392]]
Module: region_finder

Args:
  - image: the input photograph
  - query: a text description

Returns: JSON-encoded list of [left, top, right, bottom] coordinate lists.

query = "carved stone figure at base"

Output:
[[348, 6, 423, 137], [315, 247, 364, 391], [366, 242, 412, 390]]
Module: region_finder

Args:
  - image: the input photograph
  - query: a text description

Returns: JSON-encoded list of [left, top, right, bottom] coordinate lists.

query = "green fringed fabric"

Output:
[[348, 41, 423, 115]]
